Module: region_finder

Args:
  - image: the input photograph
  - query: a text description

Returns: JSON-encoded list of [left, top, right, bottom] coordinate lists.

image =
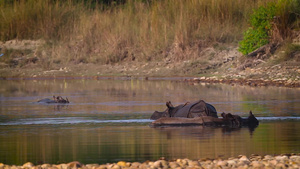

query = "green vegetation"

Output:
[[238, 3, 277, 55], [0, 0, 298, 65], [238, 0, 300, 55]]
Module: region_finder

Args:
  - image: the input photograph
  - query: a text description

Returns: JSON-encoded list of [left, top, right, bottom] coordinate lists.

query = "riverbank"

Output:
[[1, 0, 299, 88], [0, 38, 299, 88], [1, 154, 300, 169], [0, 59, 299, 88]]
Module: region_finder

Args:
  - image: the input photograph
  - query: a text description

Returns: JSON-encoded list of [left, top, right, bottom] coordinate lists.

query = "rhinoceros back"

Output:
[[204, 103, 218, 118], [37, 98, 56, 104], [173, 100, 218, 118]]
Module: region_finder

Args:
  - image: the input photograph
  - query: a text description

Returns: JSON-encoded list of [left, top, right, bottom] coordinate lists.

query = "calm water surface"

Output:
[[0, 79, 300, 165]]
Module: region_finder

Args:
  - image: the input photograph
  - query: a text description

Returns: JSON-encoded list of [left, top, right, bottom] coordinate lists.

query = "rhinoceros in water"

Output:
[[151, 111, 259, 127], [220, 111, 259, 127], [37, 95, 69, 104], [150, 100, 218, 120]]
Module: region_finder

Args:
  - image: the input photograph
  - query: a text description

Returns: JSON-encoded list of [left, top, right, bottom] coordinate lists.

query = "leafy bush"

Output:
[[238, 3, 277, 55]]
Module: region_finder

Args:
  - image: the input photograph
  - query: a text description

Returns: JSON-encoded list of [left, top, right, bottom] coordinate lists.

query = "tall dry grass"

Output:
[[0, 0, 277, 65], [0, 0, 84, 41]]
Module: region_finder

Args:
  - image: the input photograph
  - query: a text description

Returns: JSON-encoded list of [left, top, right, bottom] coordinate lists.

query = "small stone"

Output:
[[193, 78, 201, 82], [110, 164, 121, 169], [269, 159, 278, 166], [125, 162, 131, 167], [181, 159, 188, 166], [130, 162, 141, 168], [57, 163, 68, 169], [152, 160, 168, 168], [10, 165, 18, 169], [265, 166, 275, 169], [31, 166, 41, 169], [290, 155, 300, 162], [160, 160, 168, 168], [275, 155, 288, 162], [227, 160, 236, 167], [169, 162, 180, 168], [116, 161, 126, 167], [41, 164, 51, 169], [275, 163, 287, 169], [217, 160, 228, 167], [96, 164, 107, 169], [189, 161, 200, 167], [239, 155, 250, 162], [264, 155, 274, 160], [86, 164, 99, 169], [237, 164, 248, 169], [23, 162, 34, 168], [139, 163, 150, 169], [174, 167, 183, 169], [251, 161, 264, 168], [67, 161, 82, 168]]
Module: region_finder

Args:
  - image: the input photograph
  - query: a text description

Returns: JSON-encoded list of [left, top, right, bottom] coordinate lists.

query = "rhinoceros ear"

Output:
[[166, 102, 170, 108], [249, 111, 253, 115], [166, 101, 173, 109]]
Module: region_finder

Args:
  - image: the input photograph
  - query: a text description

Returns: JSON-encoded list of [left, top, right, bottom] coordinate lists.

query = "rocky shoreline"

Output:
[[0, 74, 299, 88], [184, 77, 300, 88], [1, 154, 300, 169]]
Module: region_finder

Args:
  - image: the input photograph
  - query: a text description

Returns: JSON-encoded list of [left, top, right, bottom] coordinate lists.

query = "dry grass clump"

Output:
[[0, 0, 277, 66], [0, 0, 82, 41]]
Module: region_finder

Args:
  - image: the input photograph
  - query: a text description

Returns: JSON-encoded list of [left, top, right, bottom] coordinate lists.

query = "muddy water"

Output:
[[0, 79, 300, 165]]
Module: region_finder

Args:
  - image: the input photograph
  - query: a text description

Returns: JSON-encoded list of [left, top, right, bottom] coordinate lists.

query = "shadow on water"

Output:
[[151, 125, 258, 139], [0, 79, 300, 164]]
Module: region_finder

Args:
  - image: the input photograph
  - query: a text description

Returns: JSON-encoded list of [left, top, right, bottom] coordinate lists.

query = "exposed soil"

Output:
[[0, 39, 299, 87]]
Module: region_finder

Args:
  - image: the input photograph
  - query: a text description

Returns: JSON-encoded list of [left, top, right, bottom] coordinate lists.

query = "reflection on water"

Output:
[[0, 79, 300, 165]]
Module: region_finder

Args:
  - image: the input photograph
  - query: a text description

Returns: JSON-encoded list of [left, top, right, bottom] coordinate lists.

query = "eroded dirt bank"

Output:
[[0, 39, 299, 87]]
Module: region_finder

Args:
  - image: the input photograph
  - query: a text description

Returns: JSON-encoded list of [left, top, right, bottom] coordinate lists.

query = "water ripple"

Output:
[[257, 117, 300, 121], [0, 117, 153, 125], [1, 116, 300, 126]]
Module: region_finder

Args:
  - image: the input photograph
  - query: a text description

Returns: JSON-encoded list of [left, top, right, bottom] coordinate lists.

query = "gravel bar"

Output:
[[1, 154, 300, 169]]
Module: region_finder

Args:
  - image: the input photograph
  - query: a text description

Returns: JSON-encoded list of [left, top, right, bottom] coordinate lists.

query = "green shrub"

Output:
[[238, 3, 277, 55]]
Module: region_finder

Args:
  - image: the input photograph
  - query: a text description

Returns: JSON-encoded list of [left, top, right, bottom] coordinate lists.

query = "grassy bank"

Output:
[[1, 0, 281, 66]]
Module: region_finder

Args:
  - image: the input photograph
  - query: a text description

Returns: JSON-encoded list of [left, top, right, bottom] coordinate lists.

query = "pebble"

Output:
[[1, 154, 300, 169], [116, 161, 127, 167], [23, 162, 34, 168], [67, 161, 82, 168]]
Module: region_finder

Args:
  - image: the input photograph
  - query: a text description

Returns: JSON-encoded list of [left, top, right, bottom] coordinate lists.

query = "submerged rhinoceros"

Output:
[[150, 100, 218, 120], [151, 111, 259, 127], [37, 95, 69, 104], [221, 111, 259, 127]]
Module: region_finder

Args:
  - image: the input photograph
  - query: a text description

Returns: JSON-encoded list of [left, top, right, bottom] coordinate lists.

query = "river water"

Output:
[[0, 78, 300, 165]]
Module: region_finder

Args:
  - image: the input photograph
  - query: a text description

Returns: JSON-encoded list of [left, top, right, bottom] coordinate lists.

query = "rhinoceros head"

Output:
[[247, 111, 259, 126], [150, 110, 169, 120], [150, 101, 175, 120]]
